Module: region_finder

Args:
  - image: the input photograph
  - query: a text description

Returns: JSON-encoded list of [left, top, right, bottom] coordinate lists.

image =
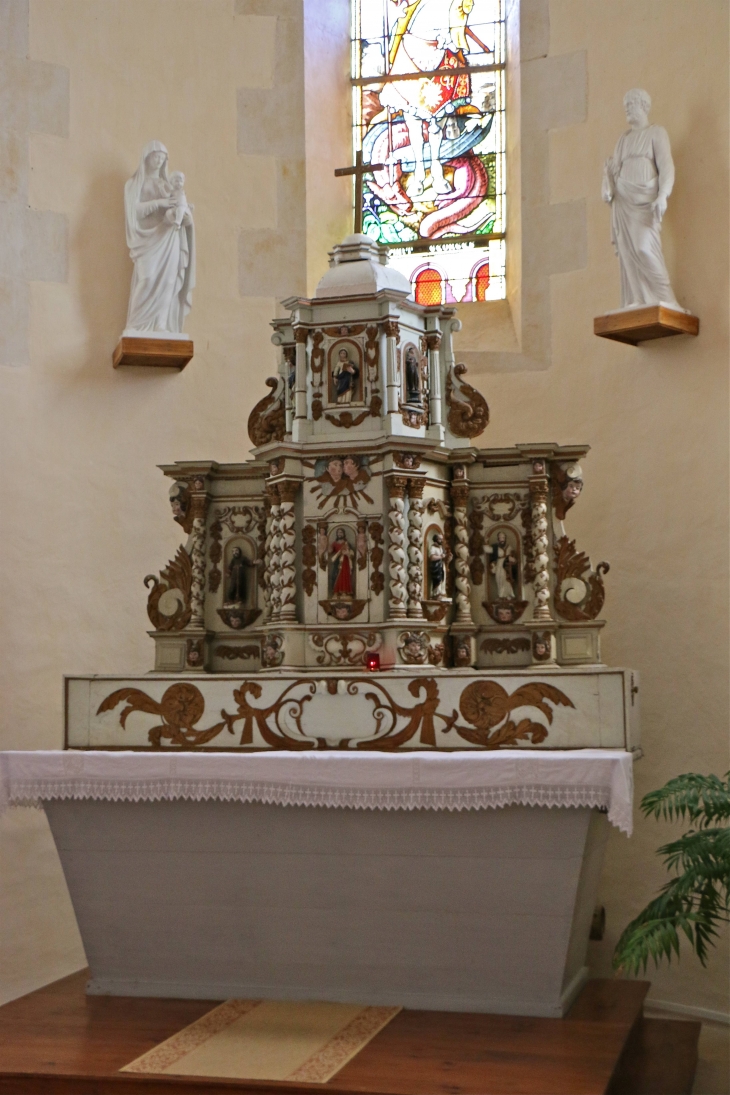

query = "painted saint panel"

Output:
[[352, 0, 506, 302]]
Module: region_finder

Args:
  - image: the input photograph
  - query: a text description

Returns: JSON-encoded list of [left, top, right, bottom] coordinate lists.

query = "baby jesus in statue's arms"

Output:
[[165, 171, 193, 227]]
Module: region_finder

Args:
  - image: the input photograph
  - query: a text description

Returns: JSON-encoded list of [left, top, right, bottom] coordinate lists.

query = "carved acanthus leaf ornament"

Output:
[[247, 376, 286, 447], [554, 536, 609, 621], [445, 363, 489, 439], [144, 547, 192, 631]]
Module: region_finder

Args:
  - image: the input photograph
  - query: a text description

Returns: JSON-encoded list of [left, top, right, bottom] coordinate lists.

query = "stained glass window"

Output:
[[352, 0, 506, 303]]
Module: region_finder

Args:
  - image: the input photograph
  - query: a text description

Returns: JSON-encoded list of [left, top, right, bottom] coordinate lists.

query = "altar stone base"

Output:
[[45, 798, 608, 1018]]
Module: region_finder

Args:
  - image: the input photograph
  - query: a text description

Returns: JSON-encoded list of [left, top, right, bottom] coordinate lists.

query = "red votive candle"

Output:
[[365, 652, 380, 672]]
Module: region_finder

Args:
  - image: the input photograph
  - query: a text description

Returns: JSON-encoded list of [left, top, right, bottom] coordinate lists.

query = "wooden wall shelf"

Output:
[[113, 337, 193, 370], [594, 306, 699, 346]]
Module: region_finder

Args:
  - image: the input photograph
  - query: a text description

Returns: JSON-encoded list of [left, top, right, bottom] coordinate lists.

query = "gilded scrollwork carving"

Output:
[[247, 376, 286, 447], [310, 630, 382, 667], [554, 536, 609, 621], [445, 363, 489, 439], [97, 683, 227, 748], [97, 676, 575, 753], [144, 547, 192, 631]]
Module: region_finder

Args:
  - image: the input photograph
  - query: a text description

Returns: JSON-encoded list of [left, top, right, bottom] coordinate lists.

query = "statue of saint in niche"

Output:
[[404, 345, 423, 405], [601, 89, 682, 310], [428, 533, 447, 599], [488, 530, 518, 601], [332, 348, 360, 405], [124, 141, 195, 336], [224, 546, 249, 605], [330, 528, 355, 598]]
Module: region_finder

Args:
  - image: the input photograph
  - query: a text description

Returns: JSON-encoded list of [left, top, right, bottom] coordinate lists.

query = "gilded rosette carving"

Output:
[[369, 521, 385, 596], [301, 525, 317, 597]]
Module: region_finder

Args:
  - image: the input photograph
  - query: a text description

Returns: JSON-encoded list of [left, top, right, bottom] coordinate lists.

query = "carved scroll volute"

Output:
[[247, 376, 286, 447], [445, 362, 489, 439], [554, 535, 609, 621], [386, 476, 408, 619], [450, 472, 473, 625]]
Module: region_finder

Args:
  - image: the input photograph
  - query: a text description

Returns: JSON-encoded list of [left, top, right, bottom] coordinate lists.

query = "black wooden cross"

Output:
[[334, 149, 386, 234]]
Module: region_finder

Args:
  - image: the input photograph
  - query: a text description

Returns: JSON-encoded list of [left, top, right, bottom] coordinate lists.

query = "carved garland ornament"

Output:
[[97, 678, 573, 751]]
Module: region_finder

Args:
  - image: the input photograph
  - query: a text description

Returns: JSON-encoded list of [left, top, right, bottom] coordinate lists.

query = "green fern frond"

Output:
[[613, 770, 730, 974], [641, 772, 730, 827]]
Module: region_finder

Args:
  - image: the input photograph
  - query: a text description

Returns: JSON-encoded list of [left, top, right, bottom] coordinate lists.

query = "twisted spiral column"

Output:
[[278, 481, 298, 622], [387, 476, 408, 619], [186, 481, 209, 629], [267, 487, 283, 621], [451, 478, 473, 625], [530, 462, 553, 621], [262, 487, 275, 620], [407, 479, 425, 619]]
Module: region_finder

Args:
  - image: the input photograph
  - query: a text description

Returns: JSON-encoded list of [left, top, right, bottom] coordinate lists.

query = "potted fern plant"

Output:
[[613, 772, 730, 974]]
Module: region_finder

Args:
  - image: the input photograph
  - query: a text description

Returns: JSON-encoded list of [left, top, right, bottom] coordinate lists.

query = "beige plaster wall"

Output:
[[0, 0, 727, 1018]]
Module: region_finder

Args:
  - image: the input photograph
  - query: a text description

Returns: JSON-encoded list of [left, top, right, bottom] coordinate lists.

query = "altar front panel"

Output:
[[65, 667, 639, 752], [44, 798, 608, 1018]]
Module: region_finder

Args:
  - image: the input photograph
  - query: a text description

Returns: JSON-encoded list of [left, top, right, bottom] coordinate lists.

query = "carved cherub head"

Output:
[[327, 457, 344, 483], [343, 455, 359, 479]]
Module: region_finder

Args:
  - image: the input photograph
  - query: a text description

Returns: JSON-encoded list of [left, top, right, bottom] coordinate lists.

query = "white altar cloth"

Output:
[[0, 749, 634, 834]]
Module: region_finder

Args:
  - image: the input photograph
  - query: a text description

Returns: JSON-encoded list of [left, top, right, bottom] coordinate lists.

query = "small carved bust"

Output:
[[169, 481, 190, 529]]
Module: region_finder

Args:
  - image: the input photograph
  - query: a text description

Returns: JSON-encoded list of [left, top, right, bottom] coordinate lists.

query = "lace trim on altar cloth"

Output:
[[2, 779, 630, 833]]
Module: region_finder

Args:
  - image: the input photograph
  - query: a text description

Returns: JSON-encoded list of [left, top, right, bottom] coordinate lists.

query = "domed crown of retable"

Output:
[[314, 234, 411, 299]]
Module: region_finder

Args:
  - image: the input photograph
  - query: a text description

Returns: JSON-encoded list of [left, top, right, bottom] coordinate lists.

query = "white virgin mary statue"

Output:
[[602, 90, 682, 311], [123, 141, 195, 338]]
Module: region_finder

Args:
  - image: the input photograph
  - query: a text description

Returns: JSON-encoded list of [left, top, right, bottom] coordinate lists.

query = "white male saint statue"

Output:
[[602, 89, 682, 311], [123, 140, 196, 338]]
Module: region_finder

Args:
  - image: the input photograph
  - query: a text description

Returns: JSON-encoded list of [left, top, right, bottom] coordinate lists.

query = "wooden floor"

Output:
[[0, 972, 700, 1095]]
